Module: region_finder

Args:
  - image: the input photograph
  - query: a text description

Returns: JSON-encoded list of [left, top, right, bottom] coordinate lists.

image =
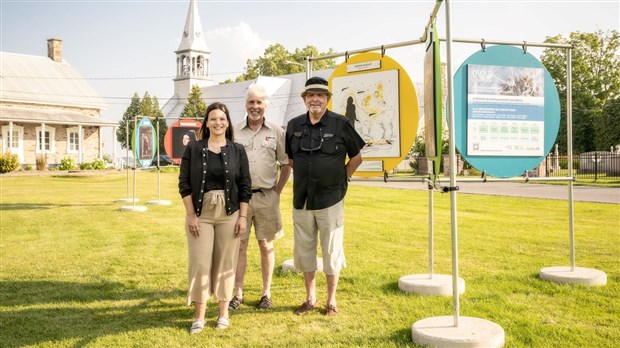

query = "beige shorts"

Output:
[[292, 199, 346, 275], [243, 188, 284, 241]]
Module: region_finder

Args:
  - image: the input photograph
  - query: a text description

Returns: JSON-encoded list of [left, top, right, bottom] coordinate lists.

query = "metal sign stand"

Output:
[[116, 120, 139, 203], [121, 116, 147, 212], [147, 116, 171, 206]]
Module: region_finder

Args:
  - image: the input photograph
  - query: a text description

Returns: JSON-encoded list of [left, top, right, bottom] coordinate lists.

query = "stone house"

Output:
[[1, 38, 117, 168]]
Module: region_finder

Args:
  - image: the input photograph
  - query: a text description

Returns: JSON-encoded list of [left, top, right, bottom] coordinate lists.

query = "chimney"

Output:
[[47, 38, 62, 62]]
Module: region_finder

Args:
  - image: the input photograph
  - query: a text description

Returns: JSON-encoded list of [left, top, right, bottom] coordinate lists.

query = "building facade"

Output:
[[1, 39, 116, 168]]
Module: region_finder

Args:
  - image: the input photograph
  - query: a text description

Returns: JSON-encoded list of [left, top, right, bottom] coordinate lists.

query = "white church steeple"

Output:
[[174, 0, 216, 99]]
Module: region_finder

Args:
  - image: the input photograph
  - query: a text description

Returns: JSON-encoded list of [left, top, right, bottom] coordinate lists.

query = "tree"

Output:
[[117, 92, 168, 152], [596, 96, 620, 151], [541, 30, 620, 153], [235, 44, 337, 82], [178, 85, 207, 120]]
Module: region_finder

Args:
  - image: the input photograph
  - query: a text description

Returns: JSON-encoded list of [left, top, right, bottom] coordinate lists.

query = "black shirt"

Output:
[[205, 150, 225, 191], [285, 110, 365, 210]]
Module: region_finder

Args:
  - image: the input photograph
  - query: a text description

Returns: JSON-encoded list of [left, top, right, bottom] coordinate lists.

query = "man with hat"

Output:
[[285, 76, 365, 316]]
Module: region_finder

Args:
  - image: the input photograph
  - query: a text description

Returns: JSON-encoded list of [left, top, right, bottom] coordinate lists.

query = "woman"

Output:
[[178, 102, 252, 333]]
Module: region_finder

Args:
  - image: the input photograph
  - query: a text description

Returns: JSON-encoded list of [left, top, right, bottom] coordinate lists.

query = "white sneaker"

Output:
[[215, 316, 229, 330], [189, 319, 205, 334]]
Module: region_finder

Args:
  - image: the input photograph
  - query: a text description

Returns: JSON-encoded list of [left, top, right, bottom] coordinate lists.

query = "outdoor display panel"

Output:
[[453, 45, 561, 178], [164, 119, 202, 164], [329, 52, 419, 177], [132, 117, 156, 168], [423, 25, 443, 178]]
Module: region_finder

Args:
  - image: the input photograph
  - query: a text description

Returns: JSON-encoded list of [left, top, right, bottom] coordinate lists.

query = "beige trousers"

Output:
[[186, 190, 240, 305]]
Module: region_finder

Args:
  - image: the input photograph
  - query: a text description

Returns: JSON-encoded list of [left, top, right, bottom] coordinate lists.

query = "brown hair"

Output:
[[198, 102, 234, 141]]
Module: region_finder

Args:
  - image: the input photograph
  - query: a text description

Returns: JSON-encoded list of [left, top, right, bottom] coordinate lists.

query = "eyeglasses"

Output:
[[300, 126, 323, 152]]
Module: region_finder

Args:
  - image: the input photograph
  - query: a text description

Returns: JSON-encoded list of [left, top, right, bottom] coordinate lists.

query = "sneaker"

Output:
[[215, 316, 229, 330], [294, 300, 317, 315], [189, 319, 205, 334], [228, 295, 243, 310], [257, 295, 272, 309]]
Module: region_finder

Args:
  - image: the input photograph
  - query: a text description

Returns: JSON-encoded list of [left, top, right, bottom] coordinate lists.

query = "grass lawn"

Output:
[[1, 170, 618, 347]]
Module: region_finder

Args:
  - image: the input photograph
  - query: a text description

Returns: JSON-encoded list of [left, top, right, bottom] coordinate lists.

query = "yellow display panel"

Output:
[[328, 52, 419, 178]]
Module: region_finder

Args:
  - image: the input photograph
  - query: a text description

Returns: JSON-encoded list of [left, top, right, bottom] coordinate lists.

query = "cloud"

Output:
[[206, 22, 273, 82]]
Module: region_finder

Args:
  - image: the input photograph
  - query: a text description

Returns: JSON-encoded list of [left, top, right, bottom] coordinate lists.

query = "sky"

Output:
[[1, 0, 619, 154]]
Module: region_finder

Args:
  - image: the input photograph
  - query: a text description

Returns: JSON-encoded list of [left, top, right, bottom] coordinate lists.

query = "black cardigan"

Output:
[[178, 138, 252, 217]]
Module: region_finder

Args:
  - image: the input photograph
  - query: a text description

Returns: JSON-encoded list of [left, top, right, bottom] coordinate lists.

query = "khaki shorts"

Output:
[[243, 188, 284, 241], [293, 199, 346, 275]]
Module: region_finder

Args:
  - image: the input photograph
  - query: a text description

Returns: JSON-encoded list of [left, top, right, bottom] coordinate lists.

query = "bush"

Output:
[[59, 157, 76, 170], [25, 164, 33, 171], [0, 153, 20, 173], [79, 162, 93, 170], [36, 155, 47, 171], [91, 158, 106, 170]]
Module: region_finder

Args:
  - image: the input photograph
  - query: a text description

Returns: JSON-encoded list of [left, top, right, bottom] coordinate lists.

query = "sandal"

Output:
[[326, 304, 338, 317], [228, 295, 243, 310], [216, 316, 229, 330], [189, 319, 205, 334], [257, 295, 272, 309], [294, 300, 317, 315]]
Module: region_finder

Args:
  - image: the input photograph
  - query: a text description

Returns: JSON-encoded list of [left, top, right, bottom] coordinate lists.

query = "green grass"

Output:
[[1, 171, 618, 347]]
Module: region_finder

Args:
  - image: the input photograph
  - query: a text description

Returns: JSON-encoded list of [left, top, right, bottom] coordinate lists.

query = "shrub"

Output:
[[59, 157, 76, 170], [79, 162, 93, 170], [0, 153, 20, 173], [35, 155, 47, 171], [25, 164, 33, 171], [91, 158, 106, 170]]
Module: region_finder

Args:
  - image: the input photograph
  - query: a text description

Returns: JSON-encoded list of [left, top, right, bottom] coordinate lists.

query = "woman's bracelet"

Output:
[[239, 215, 247, 218]]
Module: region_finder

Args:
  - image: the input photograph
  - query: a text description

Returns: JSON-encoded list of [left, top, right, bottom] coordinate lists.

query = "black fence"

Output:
[[545, 152, 620, 180]]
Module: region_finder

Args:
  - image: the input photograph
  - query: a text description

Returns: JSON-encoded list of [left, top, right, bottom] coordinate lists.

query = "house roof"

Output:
[[0, 52, 107, 110], [0, 105, 117, 127]]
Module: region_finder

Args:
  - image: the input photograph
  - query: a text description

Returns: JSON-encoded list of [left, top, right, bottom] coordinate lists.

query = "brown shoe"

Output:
[[294, 300, 317, 315], [326, 304, 338, 317]]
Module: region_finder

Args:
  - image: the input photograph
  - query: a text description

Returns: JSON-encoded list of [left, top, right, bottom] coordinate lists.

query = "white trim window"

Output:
[[67, 127, 82, 153], [36, 126, 56, 153], [2, 125, 24, 162]]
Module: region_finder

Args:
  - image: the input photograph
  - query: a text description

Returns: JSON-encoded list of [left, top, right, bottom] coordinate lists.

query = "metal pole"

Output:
[[445, 0, 460, 327], [566, 47, 575, 270], [125, 121, 130, 198], [132, 116, 138, 207], [429, 185, 434, 278], [156, 117, 161, 201]]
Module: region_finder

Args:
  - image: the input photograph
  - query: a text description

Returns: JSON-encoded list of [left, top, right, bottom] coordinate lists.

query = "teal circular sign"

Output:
[[132, 117, 156, 167], [453, 45, 560, 178]]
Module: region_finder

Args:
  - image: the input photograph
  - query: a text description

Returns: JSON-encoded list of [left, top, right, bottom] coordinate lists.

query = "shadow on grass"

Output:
[[1, 203, 116, 210], [0, 280, 187, 347]]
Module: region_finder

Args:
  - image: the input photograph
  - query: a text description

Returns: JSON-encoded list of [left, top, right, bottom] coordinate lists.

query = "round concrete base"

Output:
[[539, 266, 607, 286], [281, 258, 323, 273], [116, 198, 140, 203], [412, 316, 505, 348], [120, 205, 147, 212], [147, 200, 172, 206], [399, 274, 465, 296]]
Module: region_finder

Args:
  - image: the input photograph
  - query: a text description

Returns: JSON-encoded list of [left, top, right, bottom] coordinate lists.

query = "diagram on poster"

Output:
[[467, 64, 544, 156], [332, 69, 400, 158]]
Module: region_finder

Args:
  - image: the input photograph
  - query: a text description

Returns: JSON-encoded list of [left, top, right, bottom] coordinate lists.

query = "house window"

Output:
[[2, 125, 24, 162], [9, 130, 19, 147], [35, 126, 55, 153], [67, 127, 82, 154]]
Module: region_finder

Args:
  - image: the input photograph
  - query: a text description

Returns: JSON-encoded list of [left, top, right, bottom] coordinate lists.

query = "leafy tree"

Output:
[[117, 93, 141, 150], [117, 92, 168, 152], [178, 85, 207, 120], [596, 96, 620, 151], [541, 30, 620, 153], [235, 44, 337, 82]]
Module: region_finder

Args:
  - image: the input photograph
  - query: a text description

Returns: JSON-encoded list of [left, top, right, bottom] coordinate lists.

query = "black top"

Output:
[[285, 110, 365, 210], [205, 150, 225, 191], [179, 138, 252, 217]]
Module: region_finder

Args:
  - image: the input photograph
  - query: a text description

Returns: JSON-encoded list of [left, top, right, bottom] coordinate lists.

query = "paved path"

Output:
[[350, 178, 620, 204]]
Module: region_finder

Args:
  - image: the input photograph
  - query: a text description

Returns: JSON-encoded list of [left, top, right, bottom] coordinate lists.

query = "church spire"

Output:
[[174, 0, 216, 100], [177, 0, 210, 53]]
